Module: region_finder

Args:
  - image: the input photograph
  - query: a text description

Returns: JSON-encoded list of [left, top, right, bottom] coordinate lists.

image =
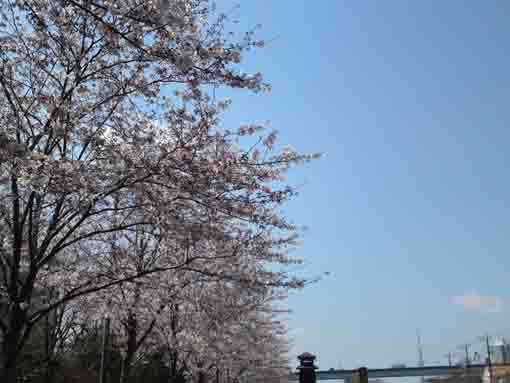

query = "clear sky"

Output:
[[216, 0, 510, 371]]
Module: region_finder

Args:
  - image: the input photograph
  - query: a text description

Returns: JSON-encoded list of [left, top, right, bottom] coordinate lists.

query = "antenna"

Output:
[[417, 330, 425, 383]]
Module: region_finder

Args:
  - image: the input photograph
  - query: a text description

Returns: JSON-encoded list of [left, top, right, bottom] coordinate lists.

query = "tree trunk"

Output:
[[44, 360, 56, 383], [120, 318, 137, 383], [120, 354, 133, 383], [0, 323, 22, 383], [0, 360, 17, 383], [197, 371, 206, 383], [43, 308, 56, 383], [0, 304, 29, 383]]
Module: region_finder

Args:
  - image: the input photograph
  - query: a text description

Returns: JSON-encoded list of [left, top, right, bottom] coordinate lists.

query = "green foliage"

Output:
[[13, 321, 190, 383]]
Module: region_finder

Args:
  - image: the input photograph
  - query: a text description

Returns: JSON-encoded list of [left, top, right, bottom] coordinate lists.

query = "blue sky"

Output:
[[216, 0, 510, 371]]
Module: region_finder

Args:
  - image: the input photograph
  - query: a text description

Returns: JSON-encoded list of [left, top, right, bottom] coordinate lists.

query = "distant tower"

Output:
[[417, 330, 425, 383]]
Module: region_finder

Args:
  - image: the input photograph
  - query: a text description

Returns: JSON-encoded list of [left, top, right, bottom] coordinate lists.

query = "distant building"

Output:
[[490, 344, 510, 364]]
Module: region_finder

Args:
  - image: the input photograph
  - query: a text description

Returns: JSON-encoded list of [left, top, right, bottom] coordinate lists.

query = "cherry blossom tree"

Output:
[[0, 1, 318, 381], [72, 223, 297, 382], [146, 276, 292, 383]]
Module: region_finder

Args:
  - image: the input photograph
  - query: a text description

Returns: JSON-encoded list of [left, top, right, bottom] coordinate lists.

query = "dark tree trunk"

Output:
[[43, 308, 56, 383], [44, 360, 56, 383], [120, 353, 134, 383], [0, 361, 17, 383], [0, 308, 24, 383], [120, 315, 137, 383]]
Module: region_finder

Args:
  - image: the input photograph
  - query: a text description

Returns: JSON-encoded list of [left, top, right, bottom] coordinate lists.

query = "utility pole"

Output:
[[458, 344, 471, 367], [417, 330, 425, 383], [444, 353, 452, 367], [99, 316, 110, 383], [486, 335, 494, 383], [462, 344, 471, 383]]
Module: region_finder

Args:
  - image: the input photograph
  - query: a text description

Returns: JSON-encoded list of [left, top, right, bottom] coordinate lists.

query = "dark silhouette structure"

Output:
[[298, 353, 317, 383]]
